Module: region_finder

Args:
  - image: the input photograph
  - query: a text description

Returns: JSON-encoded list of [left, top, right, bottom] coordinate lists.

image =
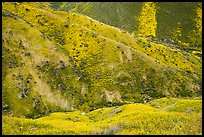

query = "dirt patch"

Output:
[[189, 82, 200, 93], [103, 88, 122, 103], [119, 52, 123, 63], [30, 68, 70, 109], [81, 83, 86, 96], [107, 62, 119, 70], [125, 48, 132, 61], [22, 56, 70, 110], [116, 71, 131, 78]]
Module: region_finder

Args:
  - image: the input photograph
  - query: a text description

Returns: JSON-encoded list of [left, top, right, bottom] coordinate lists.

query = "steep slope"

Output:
[[2, 97, 202, 135], [49, 2, 202, 51], [2, 2, 202, 118]]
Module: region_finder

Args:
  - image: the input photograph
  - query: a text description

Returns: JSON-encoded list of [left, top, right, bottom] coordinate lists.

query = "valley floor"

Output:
[[2, 97, 202, 135]]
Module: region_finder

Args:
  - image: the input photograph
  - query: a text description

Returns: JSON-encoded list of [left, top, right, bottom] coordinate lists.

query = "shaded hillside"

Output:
[[49, 2, 202, 51], [2, 97, 202, 135], [2, 2, 202, 118]]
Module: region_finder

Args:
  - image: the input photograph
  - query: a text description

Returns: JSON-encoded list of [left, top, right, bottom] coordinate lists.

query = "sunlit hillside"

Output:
[[2, 2, 202, 135], [2, 97, 202, 135], [49, 2, 202, 51]]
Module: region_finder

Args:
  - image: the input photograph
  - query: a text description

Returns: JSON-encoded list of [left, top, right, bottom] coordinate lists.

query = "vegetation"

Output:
[[2, 1, 202, 116], [134, 2, 157, 38], [2, 2, 202, 135], [2, 97, 202, 135], [50, 2, 202, 51]]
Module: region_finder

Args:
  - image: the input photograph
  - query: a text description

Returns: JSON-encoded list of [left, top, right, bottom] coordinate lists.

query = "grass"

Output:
[[2, 2, 202, 119], [51, 2, 202, 50], [2, 97, 202, 135], [148, 97, 202, 113]]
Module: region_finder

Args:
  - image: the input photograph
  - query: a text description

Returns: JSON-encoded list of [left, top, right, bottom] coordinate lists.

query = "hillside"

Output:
[[2, 97, 202, 135], [48, 2, 202, 52], [2, 1, 202, 121]]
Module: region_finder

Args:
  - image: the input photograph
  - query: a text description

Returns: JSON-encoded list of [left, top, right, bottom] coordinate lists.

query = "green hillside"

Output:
[[49, 2, 202, 51], [2, 2, 202, 118], [2, 2, 202, 135], [2, 97, 202, 135]]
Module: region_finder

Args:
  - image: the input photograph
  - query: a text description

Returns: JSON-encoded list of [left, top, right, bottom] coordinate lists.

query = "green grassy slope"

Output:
[[2, 97, 202, 135], [50, 2, 202, 51], [2, 2, 202, 119]]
